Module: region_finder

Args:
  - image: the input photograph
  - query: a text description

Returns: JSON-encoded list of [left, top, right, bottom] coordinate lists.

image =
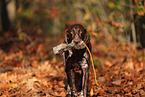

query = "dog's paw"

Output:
[[80, 90, 87, 97]]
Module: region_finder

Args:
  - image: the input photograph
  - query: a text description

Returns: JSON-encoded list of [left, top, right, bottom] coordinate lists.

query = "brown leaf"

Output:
[[90, 88, 94, 96], [38, 61, 58, 76], [32, 60, 39, 68], [54, 91, 65, 96], [9, 83, 18, 88], [111, 79, 122, 86], [58, 81, 64, 86], [87, 25, 92, 31], [50, 5, 58, 18], [124, 60, 134, 71], [91, 32, 98, 37], [104, 61, 112, 68], [135, 62, 143, 72], [140, 90, 145, 96], [98, 76, 106, 83], [37, 44, 44, 55], [132, 89, 139, 94], [128, 81, 133, 86]]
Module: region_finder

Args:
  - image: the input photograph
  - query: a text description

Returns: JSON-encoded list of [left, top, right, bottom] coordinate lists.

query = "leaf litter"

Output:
[[0, 35, 145, 96]]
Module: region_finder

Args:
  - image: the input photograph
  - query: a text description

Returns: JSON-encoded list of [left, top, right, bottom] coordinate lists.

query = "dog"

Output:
[[63, 24, 91, 97]]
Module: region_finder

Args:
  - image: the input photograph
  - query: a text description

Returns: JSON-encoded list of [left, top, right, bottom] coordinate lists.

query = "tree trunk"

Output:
[[1, 0, 11, 32], [133, 0, 145, 48], [130, 0, 137, 46], [0, 0, 2, 32], [135, 16, 145, 48]]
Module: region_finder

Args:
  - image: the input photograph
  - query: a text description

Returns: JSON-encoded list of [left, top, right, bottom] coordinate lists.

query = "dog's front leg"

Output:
[[66, 69, 78, 97], [80, 52, 90, 97], [81, 67, 89, 97]]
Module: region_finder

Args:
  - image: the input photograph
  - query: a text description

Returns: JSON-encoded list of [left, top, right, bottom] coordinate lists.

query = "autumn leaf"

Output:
[[91, 32, 98, 37], [90, 88, 94, 96], [98, 76, 106, 83], [50, 5, 58, 18], [111, 79, 122, 86], [124, 59, 134, 71], [140, 90, 145, 96], [9, 83, 18, 88]]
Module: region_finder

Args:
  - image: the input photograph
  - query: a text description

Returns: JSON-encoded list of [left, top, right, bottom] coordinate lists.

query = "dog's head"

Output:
[[65, 24, 90, 49]]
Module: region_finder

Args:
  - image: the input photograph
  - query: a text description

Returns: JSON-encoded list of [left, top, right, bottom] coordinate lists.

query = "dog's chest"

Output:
[[65, 49, 86, 70]]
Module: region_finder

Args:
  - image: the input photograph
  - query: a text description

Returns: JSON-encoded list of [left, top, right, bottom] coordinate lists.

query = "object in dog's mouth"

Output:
[[53, 41, 85, 55]]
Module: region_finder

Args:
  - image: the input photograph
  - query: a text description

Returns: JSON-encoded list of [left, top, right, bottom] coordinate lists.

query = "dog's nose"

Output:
[[74, 40, 80, 44]]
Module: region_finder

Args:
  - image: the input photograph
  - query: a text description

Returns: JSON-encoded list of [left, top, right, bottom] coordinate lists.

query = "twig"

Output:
[[25, 34, 44, 62]]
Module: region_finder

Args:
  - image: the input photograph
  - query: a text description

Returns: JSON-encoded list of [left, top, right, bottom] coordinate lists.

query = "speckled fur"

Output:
[[63, 24, 91, 97]]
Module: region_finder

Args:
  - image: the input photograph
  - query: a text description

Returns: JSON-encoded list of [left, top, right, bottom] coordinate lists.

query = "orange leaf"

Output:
[[51, 5, 58, 18], [91, 32, 98, 37], [90, 88, 94, 96], [111, 79, 122, 86]]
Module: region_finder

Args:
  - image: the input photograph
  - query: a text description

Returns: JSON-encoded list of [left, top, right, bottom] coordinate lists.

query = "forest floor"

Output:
[[0, 33, 145, 97]]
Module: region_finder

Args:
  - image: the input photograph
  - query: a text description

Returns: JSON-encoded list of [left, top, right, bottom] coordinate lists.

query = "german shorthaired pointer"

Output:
[[63, 24, 91, 97]]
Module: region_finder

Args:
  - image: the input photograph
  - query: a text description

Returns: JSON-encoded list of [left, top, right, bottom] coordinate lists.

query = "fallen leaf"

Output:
[[98, 76, 106, 83], [38, 61, 58, 76], [116, 94, 121, 97], [87, 25, 91, 31], [124, 60, 134, 71], [128, 81, 133, 86], [132, 89, 139, 94], [58, 81, 64, 86], [135, 62, 143, 72], [111, 79, 122, 86], [32, 60, 39, 68], [91, 32, 98, 37], [9, 83, 18, 88], [90, 88, 94, 96], [140, 90, 145, 96], [104, 61, 112, 68], [50, 5, 58, 18]]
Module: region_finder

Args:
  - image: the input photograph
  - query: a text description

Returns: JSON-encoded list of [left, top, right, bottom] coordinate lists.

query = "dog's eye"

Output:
[[80, 31, 83, 34], [78, 29, 82, 33], [67, 32, 72, 38], [66, 33, 73, 43], [70, 31, 75, 38], [78, 30, 83, 36]]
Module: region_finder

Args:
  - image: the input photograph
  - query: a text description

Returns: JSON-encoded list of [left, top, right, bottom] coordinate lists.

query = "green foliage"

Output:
[[17, 29, 25, 40], [94, 59, 103, 69], [142, 24, 145, 29], [142, 55, 145, 61], [135, 0, 145, 16], [16, 0, 144, 41]]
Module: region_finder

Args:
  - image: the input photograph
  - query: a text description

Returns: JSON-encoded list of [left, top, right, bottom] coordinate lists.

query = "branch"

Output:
[[53, 41, 85, 55]]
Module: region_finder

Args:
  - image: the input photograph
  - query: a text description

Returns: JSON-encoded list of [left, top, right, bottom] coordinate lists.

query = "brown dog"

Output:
[[63, 24, 91, 97]]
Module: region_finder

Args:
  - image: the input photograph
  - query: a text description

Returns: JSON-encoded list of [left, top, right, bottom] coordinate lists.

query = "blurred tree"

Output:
[[7, 0, 17, 29], [130, 0, 137, 46], [136, 16, 145, 48], [7, 0, 144, 48], [0, 0, 2, 32], [0, 0, 10, 32], [0, 0, 17, 33], [133, 0, 145, 48]]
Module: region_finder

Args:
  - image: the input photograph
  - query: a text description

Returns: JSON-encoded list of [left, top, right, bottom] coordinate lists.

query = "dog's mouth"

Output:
[[73, 41, 85, 49]]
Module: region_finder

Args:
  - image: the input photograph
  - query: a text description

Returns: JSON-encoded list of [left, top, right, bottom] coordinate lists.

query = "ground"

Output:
[[0, 34, 145, 97]]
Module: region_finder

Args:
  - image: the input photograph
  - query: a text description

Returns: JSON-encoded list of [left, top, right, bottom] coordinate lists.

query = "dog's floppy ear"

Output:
[[83, 29, 90, 44], [65, 29, 69, 43]]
